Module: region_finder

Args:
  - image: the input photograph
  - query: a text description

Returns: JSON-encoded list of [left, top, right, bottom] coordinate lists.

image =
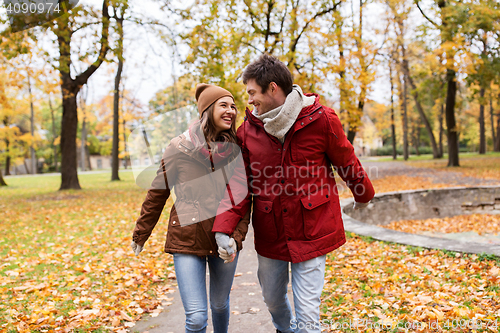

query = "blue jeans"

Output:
[[257, 254, 326, 333], [173, 253, 239, 333]]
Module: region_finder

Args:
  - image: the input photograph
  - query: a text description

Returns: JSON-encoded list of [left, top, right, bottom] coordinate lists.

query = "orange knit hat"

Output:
[[195, 83, 234, 117]]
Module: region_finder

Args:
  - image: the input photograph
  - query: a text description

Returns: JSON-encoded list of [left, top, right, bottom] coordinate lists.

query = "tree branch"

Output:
[[243, 0, 264, 34], [414, 0, 439, 28], [264, 0, 274, 47], [74, 0, 110, 87], [290, 1, 341, 53], [72, 21, 102, 33]]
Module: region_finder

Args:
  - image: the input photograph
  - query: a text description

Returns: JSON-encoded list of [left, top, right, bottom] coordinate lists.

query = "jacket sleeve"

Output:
[[132, 144, 177, 247], [324, 107, 375, 203], [230, 206, 251, 251], [212, 122, 252, 235]]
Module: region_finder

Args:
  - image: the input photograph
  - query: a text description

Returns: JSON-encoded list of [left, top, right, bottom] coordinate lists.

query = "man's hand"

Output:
[[353, 201, 370, 210], [131, 241, 144, 256], [215, 232, 237, 263]]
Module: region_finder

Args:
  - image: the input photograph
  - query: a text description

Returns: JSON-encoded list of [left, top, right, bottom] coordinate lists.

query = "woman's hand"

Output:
[[131, 241, 144, 256], [215, 232, 237, 263]]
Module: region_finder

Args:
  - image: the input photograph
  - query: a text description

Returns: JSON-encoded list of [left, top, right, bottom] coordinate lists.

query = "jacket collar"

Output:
[[173, 134, 211, 167]]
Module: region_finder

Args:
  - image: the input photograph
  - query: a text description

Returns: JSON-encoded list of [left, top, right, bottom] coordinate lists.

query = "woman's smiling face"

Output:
[[212, 96, 237, 135]]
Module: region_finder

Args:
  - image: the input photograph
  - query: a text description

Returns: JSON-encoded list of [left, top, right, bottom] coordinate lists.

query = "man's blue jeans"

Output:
[[257, 254, 326, 333], [173, 253, 239, 333]]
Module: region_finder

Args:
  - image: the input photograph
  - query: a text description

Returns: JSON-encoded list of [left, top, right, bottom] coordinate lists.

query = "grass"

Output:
[[367, 153, 500, 181], [0, 171, 175, 331], [372, 151, 500, 163]]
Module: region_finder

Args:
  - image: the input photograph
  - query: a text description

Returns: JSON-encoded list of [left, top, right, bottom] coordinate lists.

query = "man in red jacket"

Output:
[[213, 54, 375, 333]]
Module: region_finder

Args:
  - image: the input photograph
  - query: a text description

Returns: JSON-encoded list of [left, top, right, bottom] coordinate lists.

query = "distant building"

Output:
[[89, 155, 131, 170], [2, 158, 43, 175]]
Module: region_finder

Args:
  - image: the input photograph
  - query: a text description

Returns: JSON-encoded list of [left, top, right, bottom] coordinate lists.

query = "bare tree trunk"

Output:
[[347, 0, 365, 143], [81, 113, 87, 171], [337, 25, 348, 134], [414, 125, 421, 156], [489, 93, 496, 148], [79, 85, 88, 172], [111, 10, 125, 181], [60, 90, 81, 189], [495, 93, 500, 152], [5, 146, 10, 176], [24, 158, 30, 174], [495, 115, 500, 152], [479, 87, 486, 154], [439, 103, 444, 157], [390, 64, 397, 160], [402, 59, 441, 158], [400, 72, 409, 160], [49, 97, 58, 172], [444, 67, 459, 166], [436, 0, 460, 167], [0, 170, 6, 186], [28, 72, 36, 174], [122, 118, 128, 169], [2, 116, 10, 175], [86, 144, 92, 171]]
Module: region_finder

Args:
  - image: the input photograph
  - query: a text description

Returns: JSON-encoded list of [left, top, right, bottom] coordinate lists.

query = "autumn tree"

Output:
[[388, 59, 397, 159], [387, 0, 441, 158], [344, 0, 386, 143], [110, 0, 128, 181], [415, 0, 467, 166], [494, 85, 500, 152], [461, 0, 500, 154], [0, 62, 9, 185], [0, 63, 32, 181], [177, 0, 342, 113], [49, 1, 111, 189]]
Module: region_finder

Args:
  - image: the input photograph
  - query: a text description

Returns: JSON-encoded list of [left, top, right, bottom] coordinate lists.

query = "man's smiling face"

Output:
[[246, 79, 283, 116]]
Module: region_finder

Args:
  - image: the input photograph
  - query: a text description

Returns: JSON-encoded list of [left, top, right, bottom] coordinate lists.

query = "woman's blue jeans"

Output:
[[173, 253, 239, 333]]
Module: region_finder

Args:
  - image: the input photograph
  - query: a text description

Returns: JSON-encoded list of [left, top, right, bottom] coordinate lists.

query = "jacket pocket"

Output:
[[300, 189, 336, 239], [252, 198, 278, 242], [168, 212, 198, 247]]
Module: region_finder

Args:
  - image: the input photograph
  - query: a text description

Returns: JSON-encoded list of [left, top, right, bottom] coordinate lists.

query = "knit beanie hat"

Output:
[[195, 83, 234, 117]]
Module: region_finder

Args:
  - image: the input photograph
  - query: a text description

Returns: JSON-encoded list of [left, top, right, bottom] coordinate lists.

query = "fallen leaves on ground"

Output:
[[2, 165, 499, 332], [381, 214, 500, 236], [407, 156, 500, 181], [329, 167, 500, 332], [323, 235, 500, 332], [0, 173, 175, 332]]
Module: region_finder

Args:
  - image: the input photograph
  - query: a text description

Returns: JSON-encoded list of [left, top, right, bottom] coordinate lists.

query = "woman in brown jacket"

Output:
[[131, 84, 250, 333]]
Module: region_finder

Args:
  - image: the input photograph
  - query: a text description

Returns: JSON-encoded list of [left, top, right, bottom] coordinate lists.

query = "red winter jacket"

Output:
[[212, 95, 375, 263]]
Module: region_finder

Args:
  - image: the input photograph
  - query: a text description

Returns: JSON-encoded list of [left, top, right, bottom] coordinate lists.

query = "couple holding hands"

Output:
[[131, 54, 375, 333]]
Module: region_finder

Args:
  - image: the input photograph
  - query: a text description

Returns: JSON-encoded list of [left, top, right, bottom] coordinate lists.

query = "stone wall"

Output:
[[343, 186, 500, 226]]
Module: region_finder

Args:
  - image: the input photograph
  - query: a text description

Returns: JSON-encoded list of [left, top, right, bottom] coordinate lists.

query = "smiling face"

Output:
[[246, 79, 286, 116], [212, 96, 237, 135]]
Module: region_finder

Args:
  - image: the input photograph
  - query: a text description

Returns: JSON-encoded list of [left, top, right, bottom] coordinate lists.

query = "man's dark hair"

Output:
[[242, 54, 293, 95]]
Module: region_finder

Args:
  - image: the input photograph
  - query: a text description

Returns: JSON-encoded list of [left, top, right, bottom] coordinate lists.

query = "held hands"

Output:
[[353, 201, 370, 210], [215, 232, 237, 264], [131, 241, 144, 256]]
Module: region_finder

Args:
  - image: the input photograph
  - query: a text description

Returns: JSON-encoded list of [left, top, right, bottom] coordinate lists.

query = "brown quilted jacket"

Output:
[[132, 133, 250, 256]]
